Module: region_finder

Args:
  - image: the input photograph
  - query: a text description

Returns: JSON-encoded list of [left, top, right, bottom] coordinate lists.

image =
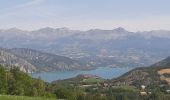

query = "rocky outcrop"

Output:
[[0, 48, 36, 73]]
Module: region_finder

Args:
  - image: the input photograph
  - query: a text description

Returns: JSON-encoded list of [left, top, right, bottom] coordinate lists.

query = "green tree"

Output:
[[34, 77, 46, 96], [0, 66, 7, 94]]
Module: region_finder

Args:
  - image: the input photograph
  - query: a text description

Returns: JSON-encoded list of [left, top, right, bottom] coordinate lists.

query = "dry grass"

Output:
[[160, 77, 170, 85], [158, 68, 170, 74], [158, 68, 170, 84]]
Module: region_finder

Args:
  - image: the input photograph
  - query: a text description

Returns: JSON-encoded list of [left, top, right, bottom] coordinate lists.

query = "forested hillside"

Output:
[[0, 65, 49, 97]]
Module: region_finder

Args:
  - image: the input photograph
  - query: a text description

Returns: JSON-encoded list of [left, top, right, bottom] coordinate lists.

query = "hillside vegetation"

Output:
[[111, 57, 170, 87], [0, 65, 54, 97]]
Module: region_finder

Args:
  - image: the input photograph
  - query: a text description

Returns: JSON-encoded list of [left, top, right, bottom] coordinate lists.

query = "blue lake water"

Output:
[[31, 67, 133, 82]]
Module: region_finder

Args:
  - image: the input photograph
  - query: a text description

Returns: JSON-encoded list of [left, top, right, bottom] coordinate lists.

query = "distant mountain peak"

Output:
[[113, 27, 127, 33], [34, 27, 73, 34], [5, 27, 25, 33], [56, 27, 70, 30], [36, 27, 55, 32], [0, 28, 26, 33]]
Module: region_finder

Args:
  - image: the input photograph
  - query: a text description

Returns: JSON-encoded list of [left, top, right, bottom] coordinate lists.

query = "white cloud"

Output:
[[0, 0, 44, 17]]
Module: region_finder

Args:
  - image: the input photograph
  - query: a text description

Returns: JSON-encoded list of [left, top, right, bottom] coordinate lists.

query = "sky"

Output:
[[0, 0, 170, 31]]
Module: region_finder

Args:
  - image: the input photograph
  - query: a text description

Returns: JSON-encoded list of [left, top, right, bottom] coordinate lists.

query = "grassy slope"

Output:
[[0, 95, 56, 100], [52, 75, 105, 86], [83, 77, 105, 84]]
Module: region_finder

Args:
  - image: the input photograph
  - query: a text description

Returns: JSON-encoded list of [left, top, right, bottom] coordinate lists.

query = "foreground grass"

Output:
[[0, 95, 56, 100]]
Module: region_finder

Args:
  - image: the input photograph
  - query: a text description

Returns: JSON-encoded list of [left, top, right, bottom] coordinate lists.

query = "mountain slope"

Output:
[[0, 48, 88, 72], [8, 48, 87, 71], [111, 57, 170, 87], [0, 48, 36, 73]]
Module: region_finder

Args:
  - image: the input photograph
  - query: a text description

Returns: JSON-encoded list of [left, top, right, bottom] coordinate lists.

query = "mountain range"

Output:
[[0, 27, 170, 68]]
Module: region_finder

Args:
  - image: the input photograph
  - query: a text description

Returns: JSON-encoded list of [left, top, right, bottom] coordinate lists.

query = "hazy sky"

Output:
[[0, 0, 170, 31]]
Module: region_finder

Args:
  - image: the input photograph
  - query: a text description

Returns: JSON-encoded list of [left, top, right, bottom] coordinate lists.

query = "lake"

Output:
[[31, 67, 133, 82]]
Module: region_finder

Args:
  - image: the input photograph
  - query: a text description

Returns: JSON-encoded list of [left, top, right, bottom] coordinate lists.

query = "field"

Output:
[[158, 68, 170, 84], [158, 68, 170, 74], [0, 95, 56, 100]]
